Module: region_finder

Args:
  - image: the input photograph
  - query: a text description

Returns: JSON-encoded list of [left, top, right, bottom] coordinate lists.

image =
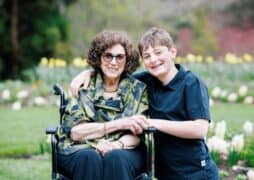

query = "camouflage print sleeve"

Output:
[[136, 88, 149, 117], [61, 97, 87, 137]]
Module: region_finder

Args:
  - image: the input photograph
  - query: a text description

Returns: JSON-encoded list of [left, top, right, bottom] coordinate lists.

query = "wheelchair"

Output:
[[46, 84, 156, 180]]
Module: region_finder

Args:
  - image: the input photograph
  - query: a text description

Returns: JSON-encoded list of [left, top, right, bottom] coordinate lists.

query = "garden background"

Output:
[[1, 0, 254, 179]]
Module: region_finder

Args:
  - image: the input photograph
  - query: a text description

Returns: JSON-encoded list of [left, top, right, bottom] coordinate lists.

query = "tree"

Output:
[[0, 0, 75, 80]]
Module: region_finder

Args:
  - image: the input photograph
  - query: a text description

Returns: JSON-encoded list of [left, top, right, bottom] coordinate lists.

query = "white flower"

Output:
[[247, 170, 254, 180], [215, 120, 227, 139], [207, 136, 229, 154], [220, 90, 228, 98], [244, 96, 253, 104], [34, 96, 47, 106], [2, 89, 10, 100], [230, 134, 244, 152], [243, 121, 253, 135], [12, 101, 21, 111], [16, 90, 29, 99], [227, 93, 237, 102], [238, 85, 248, 97], [209, 98, 214, 106], [211, 87, 221, 98]]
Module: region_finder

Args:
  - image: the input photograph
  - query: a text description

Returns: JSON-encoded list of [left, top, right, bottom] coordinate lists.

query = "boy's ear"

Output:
[[170, 46, 177, 58]]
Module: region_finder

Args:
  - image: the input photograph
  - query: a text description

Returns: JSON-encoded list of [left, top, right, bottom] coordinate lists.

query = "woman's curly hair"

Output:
[[87, 30, 140, 74]]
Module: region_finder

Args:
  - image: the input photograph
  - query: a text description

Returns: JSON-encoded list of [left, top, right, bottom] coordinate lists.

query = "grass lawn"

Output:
[[0, 106, 58, 157], [0, 156, 50, 180], [0, 103, 253, 179], [211, 103, 254, 134]]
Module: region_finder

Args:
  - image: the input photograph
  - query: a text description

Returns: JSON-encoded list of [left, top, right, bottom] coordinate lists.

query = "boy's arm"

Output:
[[70, 68, 94, 97]]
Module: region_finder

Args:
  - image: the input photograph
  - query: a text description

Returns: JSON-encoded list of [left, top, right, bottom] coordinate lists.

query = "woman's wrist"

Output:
[[111, 140, 124, 149], [117, 140, 124, 149]]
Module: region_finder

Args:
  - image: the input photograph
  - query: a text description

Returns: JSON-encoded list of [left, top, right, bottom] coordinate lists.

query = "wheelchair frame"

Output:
[[46, 84, 156, 180]]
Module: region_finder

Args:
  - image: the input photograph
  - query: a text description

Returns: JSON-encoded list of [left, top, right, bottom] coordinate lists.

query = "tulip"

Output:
[[207, 136, 229, 154], [12, 101, 21, 111], [227, 93, 237, 102], [215, 120, 226, 139], [230, 134, 244, 152], [247, 170, 254, 180], [16, 90, 29, 99], [2, 89, 11, 100], [211, 87, 221, 98], [238, 85, 248, 97], [244, 96, 253, 104], [243, 121, 253, 135]]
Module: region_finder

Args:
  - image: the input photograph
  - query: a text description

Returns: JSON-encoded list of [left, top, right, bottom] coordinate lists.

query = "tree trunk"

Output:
[[10, 0, 19, 78]]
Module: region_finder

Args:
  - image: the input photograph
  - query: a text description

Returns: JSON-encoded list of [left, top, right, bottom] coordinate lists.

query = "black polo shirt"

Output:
[[134, 64, 213, 179]]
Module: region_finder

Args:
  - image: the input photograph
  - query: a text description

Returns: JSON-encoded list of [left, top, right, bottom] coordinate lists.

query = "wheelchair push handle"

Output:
[[53, 83, 68, 125], [53, 84, 64, 96]]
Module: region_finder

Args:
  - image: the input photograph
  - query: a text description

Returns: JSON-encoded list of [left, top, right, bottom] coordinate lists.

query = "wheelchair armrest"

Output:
[[45, 126, 58, 135], [144, 127, 157, 134]]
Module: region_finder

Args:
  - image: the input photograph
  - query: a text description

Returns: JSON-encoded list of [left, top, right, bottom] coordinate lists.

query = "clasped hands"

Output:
[[95, 115, 150, 155], [118, 115, 150, 135]]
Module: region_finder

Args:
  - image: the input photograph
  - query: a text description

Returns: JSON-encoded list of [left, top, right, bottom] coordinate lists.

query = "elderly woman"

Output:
[[57, 30, 148, 180]]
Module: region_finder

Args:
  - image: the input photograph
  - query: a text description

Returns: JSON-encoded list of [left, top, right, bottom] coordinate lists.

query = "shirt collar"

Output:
[[163, 64, 187, 90]]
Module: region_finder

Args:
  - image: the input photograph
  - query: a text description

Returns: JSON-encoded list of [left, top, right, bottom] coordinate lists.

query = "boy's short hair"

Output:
[[138, 27, 174, 56]]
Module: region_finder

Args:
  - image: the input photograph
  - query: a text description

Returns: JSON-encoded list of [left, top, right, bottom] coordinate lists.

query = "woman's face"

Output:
[[101, 44, 126, 80]]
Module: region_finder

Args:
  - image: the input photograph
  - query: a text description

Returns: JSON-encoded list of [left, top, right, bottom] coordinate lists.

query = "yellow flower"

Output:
[[72, 57, 87, 67], [40, 57, 48, 66], [225, 53, 239, 64], [48, 58, 55, 68], [205, 56, 214, 63], [55, 58, 66, 67], [243, 53, 253, 62], [196, 55, 203, 63], [186, 54, 196, 63]]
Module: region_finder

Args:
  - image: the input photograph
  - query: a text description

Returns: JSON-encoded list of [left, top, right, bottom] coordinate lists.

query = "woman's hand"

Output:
[[114, 116, 148, 135], [129, 115, 150, 131], [70, 69, 93, 97], [96, 139, 122, 156]]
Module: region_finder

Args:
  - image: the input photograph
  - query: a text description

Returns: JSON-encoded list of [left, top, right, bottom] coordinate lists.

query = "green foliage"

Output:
[[235, 174, 247, 180], [227, 150, 243, 166], [227, 0, 254, 25], [39, 139, 51, 155], [192, 8, 218, 55], [210, 151, 221, 165], [243, 135, 254, 167], [219, 170, 229, 179], [0, 1, 75, 80]]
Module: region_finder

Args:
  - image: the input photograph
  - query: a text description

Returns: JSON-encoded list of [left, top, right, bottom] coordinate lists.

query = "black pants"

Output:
[[57, 146, 146, 180]]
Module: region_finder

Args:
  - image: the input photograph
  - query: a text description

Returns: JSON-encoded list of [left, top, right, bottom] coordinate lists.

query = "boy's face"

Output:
[[142, 45, 176, 79]]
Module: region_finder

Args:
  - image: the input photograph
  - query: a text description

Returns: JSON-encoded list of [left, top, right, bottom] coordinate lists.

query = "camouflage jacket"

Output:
[[58, 72, 148, 155]]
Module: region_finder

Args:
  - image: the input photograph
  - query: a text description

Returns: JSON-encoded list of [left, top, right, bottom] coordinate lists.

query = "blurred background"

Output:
[[1, 0, 254, 179]]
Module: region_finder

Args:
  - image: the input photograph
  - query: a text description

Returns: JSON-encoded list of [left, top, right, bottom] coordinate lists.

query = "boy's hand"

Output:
[[70, 70, 93, 97]]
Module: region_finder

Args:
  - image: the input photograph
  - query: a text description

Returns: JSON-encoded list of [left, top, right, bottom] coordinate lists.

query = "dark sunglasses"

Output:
[[102, 53, 126, 63]]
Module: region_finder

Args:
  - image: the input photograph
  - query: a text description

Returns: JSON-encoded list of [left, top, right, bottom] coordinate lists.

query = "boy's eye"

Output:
[[154, 51, 162, 55], [143, 54, 150, 59]]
